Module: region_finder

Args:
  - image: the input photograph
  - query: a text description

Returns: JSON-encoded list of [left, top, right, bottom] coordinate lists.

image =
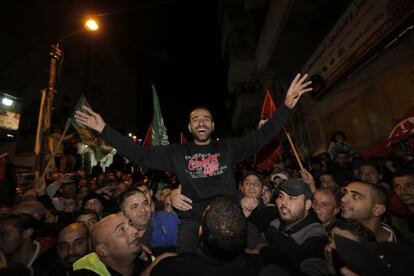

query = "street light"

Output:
[[1, 98, 13, 107], [84, 19, 99, 31], [34, 18, 100, 177]]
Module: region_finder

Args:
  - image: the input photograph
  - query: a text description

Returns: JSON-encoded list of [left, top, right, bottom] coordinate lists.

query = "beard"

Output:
[[278, 205, 306, 225], [63, 254, 82, 269], [191, 131, 212, 143]]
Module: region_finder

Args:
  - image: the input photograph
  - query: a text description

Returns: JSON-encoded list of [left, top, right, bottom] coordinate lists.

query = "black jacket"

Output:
[[101, 105, 293, 221]]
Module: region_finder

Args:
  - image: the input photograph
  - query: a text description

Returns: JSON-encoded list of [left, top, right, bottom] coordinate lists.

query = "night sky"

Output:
[[0, 0, 230, 141]]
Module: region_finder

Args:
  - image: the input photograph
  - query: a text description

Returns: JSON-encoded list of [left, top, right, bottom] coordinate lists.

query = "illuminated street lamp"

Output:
[[84, 19, 99, 31], [34, 18, 100, 177]]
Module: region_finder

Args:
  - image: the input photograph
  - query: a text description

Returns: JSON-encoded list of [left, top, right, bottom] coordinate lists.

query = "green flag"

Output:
[[71, 95, 113, 161], [151, 85, 169, 145]]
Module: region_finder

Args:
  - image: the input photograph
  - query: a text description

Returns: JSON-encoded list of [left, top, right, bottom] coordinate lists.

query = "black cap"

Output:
[[334, 235, 414, 276], [262, 180, 273, 191], [279, 178, 312, 198]]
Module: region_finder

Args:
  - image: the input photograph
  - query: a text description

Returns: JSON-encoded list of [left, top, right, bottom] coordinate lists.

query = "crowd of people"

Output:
[[0, 74, 414, 275]]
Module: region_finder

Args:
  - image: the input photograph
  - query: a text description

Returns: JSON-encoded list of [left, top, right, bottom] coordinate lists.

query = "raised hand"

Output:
[[240, 196, 259, 217], [300, 168, 316, 193], [284, 73, 313, 109], [74, 106, 106, 133]]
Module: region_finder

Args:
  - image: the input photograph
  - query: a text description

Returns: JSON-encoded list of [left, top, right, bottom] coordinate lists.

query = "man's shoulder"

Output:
[[151, 252, 198, 275], [151, 252, 259, 276], [152, 211, 179, 225]]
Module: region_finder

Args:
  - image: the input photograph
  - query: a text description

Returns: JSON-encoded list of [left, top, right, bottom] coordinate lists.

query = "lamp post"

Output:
[[34, 19, 99, 177]]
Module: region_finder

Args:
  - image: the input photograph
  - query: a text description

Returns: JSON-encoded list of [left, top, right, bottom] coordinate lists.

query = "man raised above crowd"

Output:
[[75, 73, 312, 252]]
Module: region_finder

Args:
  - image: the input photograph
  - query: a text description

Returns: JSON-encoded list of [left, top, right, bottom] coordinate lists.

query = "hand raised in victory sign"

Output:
[[284, 73, 313, 109], [74, 106, 106, 133]]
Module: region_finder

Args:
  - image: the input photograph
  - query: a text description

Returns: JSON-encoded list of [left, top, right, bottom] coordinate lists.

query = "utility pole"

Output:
[[34, 44, 62, 177]]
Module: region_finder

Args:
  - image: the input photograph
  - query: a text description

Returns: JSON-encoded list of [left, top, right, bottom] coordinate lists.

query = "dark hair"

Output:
[[333, 219, 377, 242], [76, 209, 99, 221], [188, 106, 213, 122], [358, 162, 381, 174], [392, 167, 414, 180], [117, 188, 147, 210], [81, 193, 106, 210], [362, 182, 388, 206], [241, 171, 264, 186], [0, 213, 37, 234], [200, 196, 246, 261], [330, 131, 346, 143]]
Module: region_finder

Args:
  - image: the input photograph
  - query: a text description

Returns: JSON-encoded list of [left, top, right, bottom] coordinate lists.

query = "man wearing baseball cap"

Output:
[[259, 178, 327, 275]]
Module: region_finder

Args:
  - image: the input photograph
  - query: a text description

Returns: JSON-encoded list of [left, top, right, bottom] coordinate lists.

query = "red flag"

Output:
[[255, 90, 280, 171], [359, 104, 414, 157], [260, 89, 277, 121], [143, 123, 152, 147], [180, 132, 188, 144]]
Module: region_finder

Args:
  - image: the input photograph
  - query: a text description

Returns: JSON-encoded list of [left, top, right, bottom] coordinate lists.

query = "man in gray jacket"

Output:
[[259, 179, 327, 275]]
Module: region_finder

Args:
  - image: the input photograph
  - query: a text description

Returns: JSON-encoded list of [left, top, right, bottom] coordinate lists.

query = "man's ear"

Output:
[[198, 225, 203, 237], [373, 203, 386, 217], [305, 198, 312, 210], [95, 244, 109, 257], [188, 123, 192, 134], [23, 228, 34, 240]]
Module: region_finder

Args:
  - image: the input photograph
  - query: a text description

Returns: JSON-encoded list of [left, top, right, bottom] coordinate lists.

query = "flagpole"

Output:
[[284, 127, 304, 171], [40, 118, 72, 180], [33, 89, 48, 178]]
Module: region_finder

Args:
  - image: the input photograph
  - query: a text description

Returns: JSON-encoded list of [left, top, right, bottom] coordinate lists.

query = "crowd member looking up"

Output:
[[73, 213, 150, 276], [341, 181, 396, 242], [239, 171, 277, 233], [151, 196, 259, 276], [239, 171, 264, 217], [259, 179, 327, 275], [119, 189, 179, 256], [75, 73, 312, 252], [312, 188, 340, 232]]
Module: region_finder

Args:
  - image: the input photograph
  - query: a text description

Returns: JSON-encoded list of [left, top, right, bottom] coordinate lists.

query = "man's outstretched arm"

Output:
[[75, 106, 174, 172], [228, 73, 312, 164]]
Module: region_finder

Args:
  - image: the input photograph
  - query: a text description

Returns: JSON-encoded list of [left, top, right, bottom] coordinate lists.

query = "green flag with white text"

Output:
[[151, 85, 169, 145]]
